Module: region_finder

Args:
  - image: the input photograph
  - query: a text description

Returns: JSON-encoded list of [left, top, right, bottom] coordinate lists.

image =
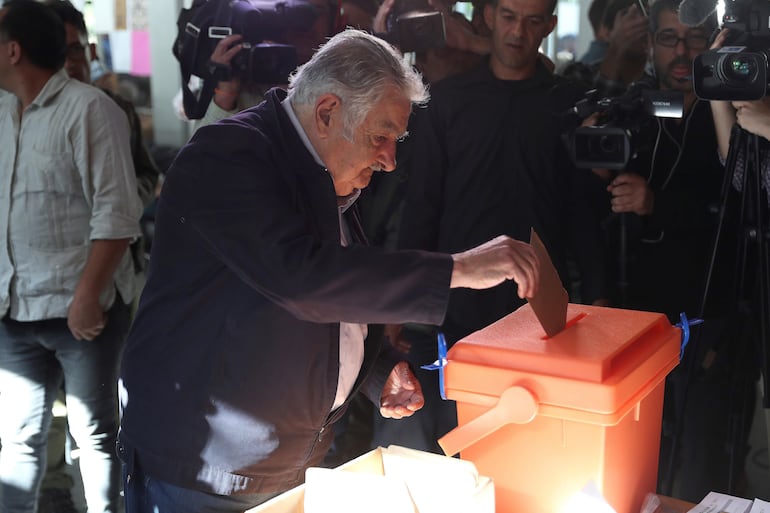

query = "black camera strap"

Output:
[[173, 0, 234, 120]]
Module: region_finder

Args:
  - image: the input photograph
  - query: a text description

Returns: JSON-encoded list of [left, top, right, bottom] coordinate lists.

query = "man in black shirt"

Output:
[[372, 0, 609, 453]]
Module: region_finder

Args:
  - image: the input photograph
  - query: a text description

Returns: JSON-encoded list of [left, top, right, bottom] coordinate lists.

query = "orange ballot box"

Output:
[[437, 303, 681, 513]]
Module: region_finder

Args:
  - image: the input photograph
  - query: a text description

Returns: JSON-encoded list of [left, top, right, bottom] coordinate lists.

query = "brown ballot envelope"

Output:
[[527, 229, 568, 337]]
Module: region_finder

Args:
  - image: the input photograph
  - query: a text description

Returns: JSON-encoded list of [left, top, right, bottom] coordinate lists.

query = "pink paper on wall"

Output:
[[130, 30, 151, 76]]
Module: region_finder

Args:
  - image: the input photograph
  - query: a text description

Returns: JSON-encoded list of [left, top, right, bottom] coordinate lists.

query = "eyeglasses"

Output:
[[654, 31, 709, 50], [65, 43, 87, 61]]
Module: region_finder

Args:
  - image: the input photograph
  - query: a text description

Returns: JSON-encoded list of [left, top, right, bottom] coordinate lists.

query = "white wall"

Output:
[[148, 0, 189, 148], [574, 0, 593, 60]]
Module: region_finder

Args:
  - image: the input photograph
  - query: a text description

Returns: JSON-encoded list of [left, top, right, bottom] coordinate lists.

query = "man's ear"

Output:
[[314, 93, 342, 139], [88, 42, 97, 63], [484, 3, 495, 32], [6, 40, 21, 66]]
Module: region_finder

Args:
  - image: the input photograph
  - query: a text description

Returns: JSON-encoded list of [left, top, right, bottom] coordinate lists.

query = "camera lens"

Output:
[[599, 135, 620, 154], [719, 54, 759, 84]]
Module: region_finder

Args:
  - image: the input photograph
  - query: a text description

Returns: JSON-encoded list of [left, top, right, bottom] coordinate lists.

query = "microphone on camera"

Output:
[[678, 0, 718, 26]]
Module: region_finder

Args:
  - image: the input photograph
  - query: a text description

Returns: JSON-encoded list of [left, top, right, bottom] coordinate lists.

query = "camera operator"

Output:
[[192, 0, 338, 130], [596, 0, 757, 500], [710, 28, 770, 199], [372, 0, 483, 84], [372, 0, 557, 72], [597, 0, 650, 92], [560, 0, 649, 96]]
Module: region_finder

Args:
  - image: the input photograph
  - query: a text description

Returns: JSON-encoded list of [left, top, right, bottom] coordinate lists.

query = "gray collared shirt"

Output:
[[282, 98, 367, 410], [0, 69, 142, 321]]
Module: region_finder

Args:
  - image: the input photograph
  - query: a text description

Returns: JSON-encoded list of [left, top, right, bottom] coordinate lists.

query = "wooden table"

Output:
[[658, 495, 696, 513]]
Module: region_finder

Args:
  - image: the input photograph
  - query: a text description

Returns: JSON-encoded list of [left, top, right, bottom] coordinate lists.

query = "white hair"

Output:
[[287, 29, 429, 139]]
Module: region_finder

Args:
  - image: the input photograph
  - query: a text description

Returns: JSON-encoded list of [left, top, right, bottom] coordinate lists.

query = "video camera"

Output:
[[564, 84, 684, 170], [385, 0, 446, 53], [174, 0, 322, 118], [693, 0, 770, 100]]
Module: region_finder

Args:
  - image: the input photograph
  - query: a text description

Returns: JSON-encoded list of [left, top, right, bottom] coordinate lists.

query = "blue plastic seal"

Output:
[[420, 332, 448, 400], [675, 312, 703, 361]]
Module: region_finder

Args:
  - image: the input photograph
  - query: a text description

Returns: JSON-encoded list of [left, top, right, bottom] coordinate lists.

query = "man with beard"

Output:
[[604, 0, 758, 500]]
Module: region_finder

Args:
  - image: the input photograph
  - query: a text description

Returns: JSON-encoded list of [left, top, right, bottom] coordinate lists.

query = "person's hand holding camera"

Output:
[[373, 0, 493, 56], [732, 97, 770, 142], [426, 0, 492, 55], [373, 0, 396, 36], [607, 172, 655, 216], [210, 34, 243, 111]]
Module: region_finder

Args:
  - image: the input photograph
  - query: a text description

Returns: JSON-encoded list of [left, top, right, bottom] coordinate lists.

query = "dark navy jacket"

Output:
[[118, 89, 453, 495]]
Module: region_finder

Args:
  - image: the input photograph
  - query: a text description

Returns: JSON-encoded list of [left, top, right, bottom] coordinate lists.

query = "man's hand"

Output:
[[67, 293, 107, 341], [450, 235, 540, 297], [424, 0, 491, 55], [599, 4, 648, 83], [210, 34, 243, 110], [373, 0, 395, 35], [710, 27, 730, 51], [733, 97, 770, 142], [67, 238, 129, 341], [210, 34, 243, 68], [607, 172, 654, 215], [380, 362, 424, 419], [608, 5, 648, 56]]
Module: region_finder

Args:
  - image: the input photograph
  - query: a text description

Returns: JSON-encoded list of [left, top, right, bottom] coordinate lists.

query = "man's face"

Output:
[[63, 22, 90, 83], [324, 86, 411, 197], [650, 9, 709, 92], [484, 0, 556, 80]]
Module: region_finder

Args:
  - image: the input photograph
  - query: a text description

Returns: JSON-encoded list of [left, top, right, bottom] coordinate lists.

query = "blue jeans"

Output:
[[121, 452, 278, 513], [0, 302, 130, 513]]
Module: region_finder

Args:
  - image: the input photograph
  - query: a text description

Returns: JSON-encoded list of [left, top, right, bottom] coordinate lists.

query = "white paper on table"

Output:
[[303, 466, 417, 513], [380, 445, 493, 513], [302, 445, 493, 513], [749, 498, 770, 513], [687, 492, 753, 513]]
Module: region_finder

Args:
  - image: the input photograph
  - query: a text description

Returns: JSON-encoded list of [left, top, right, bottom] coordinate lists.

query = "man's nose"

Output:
[[377, 141, 398, 172], [511, 16, 526, 36], [675, 38, 688, 55]]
